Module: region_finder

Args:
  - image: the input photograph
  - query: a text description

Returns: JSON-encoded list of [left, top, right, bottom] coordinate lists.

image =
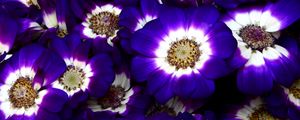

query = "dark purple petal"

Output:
[[288, 107, 300, 120], [88, 54, 115, 97], [49, 37, 71, 59], [147, 70, 171, 95], [140, 0, 160, 17], [119, 7, 142, 32], [39, 88, 68, 113], [206, 22, 237, 59], [264, 54, 300, 87], [16, 44, 45, 68], [199, 56, 230, 79], [36, 108, 60, 120], [130, 20, 166, 57], [191, 76, 215, 99], [68, 91, 88, 108], [131, 57, 158, 82], [154, 82, 174, 104], [158, 6, 186, 30], [0, 11, 17, 51], [268, 0, 300, 30], [186, 6, 220, 33], [173, 74, 197, 98], [237, 65, 273, 95]]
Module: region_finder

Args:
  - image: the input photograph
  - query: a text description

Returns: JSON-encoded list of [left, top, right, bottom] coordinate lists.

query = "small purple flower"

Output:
[[75, 2, 122, 46], [49, 34, 115, 98], [224, 0, 300, 95], [131, 6, 236, 102], [0, 44, 68, 119]]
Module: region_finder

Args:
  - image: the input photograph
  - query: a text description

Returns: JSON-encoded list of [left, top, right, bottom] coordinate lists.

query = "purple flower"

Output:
[[224, 0, 300, 95], [0, 44, 68, 119], [131, 6, 236, 102], [223, 97, 281, 120], [85, 71, 152, 119], [48, 34, 115, 99]]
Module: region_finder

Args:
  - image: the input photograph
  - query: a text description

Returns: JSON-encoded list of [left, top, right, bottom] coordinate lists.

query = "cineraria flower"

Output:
[[223, 97, 280, 120], [131, 6, 236, 102], [88, 72, 145, 118], [118, 0, 160, 53], [0, 12, 18, 62], [75, 1, 122, 46], [224, 0, 300, 95], [214, 0, 271, 9], [0, 44, 68, 119], [49, 34, 115, 99]]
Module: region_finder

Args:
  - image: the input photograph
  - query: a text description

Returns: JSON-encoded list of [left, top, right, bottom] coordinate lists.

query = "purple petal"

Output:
[[268, 0, 300, 30], [237, 65, 273, 95], [131, 56, 158, 82], [199, 56, 230, 79], [191, 76, 215, 99], [88, 54, 115, 97], [206, 22, 237, 59], [39, 88, 68, 113], [36, 108, 60, 120], [186, 6, 220, 33], [130, 20, 166, 57]]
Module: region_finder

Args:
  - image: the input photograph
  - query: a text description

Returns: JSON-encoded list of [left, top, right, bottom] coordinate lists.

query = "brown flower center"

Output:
[[249, 107, 279, 120], [239, 25, 274, 51], [97, 86, 126, 109], [289, 80, 300, 99], [146, 104, 177, 117], [167, 38, 201, 70], [59, 65, 85, 92], [9, 77, 37, 109], [89, 11, 119, 37]]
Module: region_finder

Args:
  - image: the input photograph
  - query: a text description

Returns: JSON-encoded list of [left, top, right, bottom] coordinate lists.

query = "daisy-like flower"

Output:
[[49, 34, 115, 100], [88, 72, 146, 118], [224, 97, 281, 120], [0, 44, 68, 119], [76, 1, 122, 46], [131, 6, 236, 102], [0, 11, 18, 62], [224, 0, 300, 95], [118, 0, 160, 53]]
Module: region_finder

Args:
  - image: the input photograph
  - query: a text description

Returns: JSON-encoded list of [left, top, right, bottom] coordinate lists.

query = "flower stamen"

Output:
[[249, 107, 278, 120], [9, 77, 37, 109], [97, 86, 126, 109], [167, 38, 201, 70], [59, 65, 85, 92], [239, 25, 274, 51], [89, 11, 119, 37]]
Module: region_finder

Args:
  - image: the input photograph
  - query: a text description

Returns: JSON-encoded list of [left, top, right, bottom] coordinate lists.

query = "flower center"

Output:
[[59, 65, 85, 92], [249, 107, 278, 120], [56, 29, 68, 38], [146, 104, 177, 117], [167, 38, 201, 70], [89, 11, 119, 37], [289, 80, 300, 99], [97, 86, 126, 109], [8, 77, 37, 109], [239, 25, 274, 51]]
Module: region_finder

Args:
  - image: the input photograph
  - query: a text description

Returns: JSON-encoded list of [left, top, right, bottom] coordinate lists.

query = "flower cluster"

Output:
[[0, 0, 300, 119]]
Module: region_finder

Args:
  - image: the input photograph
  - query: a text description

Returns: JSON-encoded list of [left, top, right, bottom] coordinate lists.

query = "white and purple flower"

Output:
[[131, 5, 236, 102], [224, 0, 300, 95]]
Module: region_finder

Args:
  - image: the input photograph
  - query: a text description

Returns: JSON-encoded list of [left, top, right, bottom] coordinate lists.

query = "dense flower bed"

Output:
[[0, 0, 300, 119]]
